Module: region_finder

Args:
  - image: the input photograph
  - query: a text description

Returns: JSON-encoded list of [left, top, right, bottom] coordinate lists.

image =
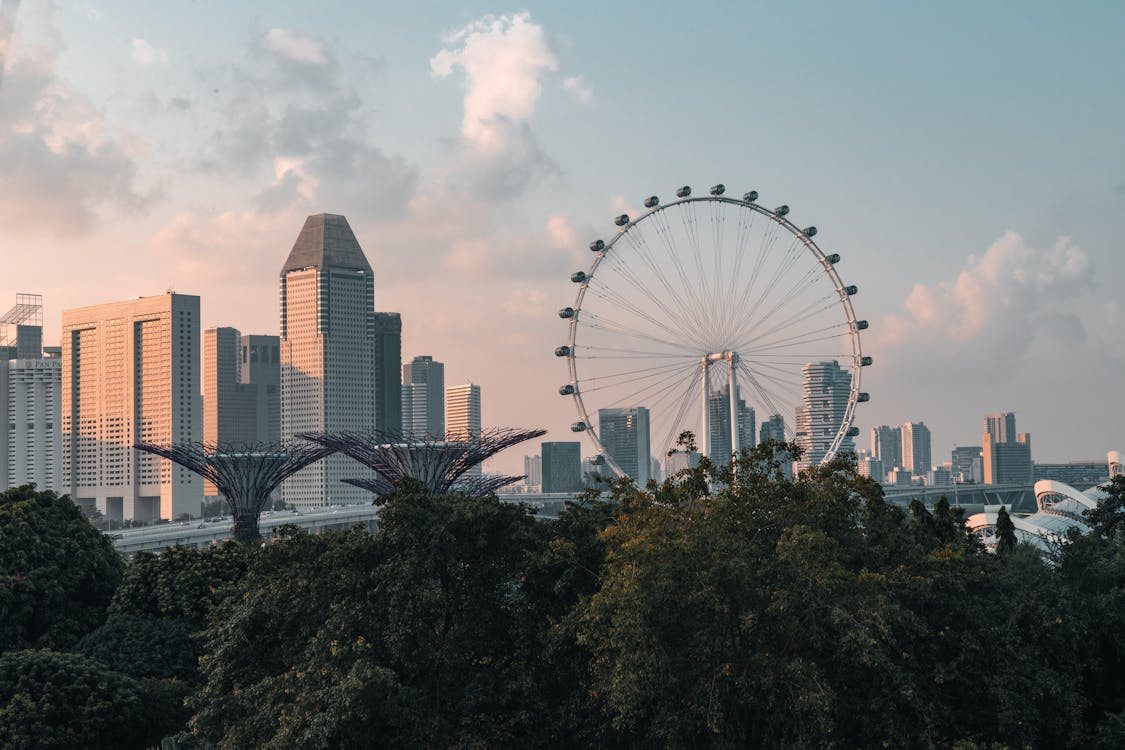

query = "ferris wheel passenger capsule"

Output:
[[643, 196, 659, 208], [844, 285, 858, 296], [857, 392, 870, 403], [676, 186, 691, 198], [570, 271, 587, 283], [774, 205, 790, 217], [590, 454, 606, 465], [614, 214, 630, 226], [558, 307, 575, 319], [743, 190, 759, 202], [846, 427, 860, 437], [803, 226, 817, 237], [855, 320, 869, 330], [710, 184, 725, 196], [571, 421, 588, 432], [554, 345, 571, 357], [826, 253, 840, 264], [558, 384, 575, 395], [861, 355, 873, 366], [589, 239, 605, 252]]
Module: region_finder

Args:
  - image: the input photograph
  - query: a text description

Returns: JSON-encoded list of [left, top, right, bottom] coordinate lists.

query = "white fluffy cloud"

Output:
[[430, 12, 558, 150], [0, 8, 149, 236], [263, 28, 327, 65], [430, 12, 560, 197], [130, 38, 168, 65], [880, 231, 1093, 353], [562, 75, 592, 104]]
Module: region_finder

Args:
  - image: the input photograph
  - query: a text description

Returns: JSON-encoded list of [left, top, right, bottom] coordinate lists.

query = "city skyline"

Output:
[[1, 3, 1122, 474]]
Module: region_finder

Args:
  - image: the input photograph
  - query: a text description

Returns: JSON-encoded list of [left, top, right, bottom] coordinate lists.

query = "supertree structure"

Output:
[[132, 440, 336, 543], [299, 427, 545, 500]]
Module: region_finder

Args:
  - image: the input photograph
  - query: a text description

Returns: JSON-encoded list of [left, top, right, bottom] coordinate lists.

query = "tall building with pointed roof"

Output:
[[280, 214, 377, 508]]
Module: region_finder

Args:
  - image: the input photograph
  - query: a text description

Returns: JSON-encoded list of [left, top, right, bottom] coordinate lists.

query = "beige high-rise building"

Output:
[[61, 293, 202, 522], [446, 383, 481, 476], [280, 214, 376, 508]]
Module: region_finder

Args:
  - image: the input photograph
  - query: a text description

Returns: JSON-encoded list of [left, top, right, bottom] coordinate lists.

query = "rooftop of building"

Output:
[[281, 213, 372, 275]]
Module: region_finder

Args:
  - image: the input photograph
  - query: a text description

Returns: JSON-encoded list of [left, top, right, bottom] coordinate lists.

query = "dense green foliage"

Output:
[[0, 649, 149, 750], [3, 468, 1125, 748], [0, 485, 123, 650]]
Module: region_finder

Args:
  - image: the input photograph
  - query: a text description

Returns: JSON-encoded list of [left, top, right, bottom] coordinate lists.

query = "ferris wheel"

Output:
[[556, 184, 869, 479]]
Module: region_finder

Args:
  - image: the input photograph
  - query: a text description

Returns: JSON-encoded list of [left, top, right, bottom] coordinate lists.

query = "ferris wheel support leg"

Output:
[[729, 352, 740, 465], [700, 357, 711, 461]]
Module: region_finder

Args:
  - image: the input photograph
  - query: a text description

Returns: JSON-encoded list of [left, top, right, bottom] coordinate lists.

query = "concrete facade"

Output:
[[61, 293, 202, 521]]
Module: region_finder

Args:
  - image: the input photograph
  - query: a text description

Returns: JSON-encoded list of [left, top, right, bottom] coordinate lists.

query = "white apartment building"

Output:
[[1, 357, 61, 494], [446, 383, 481, 476], [61, 293, 202, 522]]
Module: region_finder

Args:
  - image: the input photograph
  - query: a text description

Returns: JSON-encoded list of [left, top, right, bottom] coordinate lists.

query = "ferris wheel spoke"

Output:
[[738, 293, 840, 350], [736, 363, 793, 439], [650, 209, 713, 335], [616, 224, 713, 337], [578, 344, 698, 359], [657, 370, 703, 459], [739, 362, 805, 403], [600, 360, 699, 414], [585, 280, 696, 344], [578, 359, 698, 388], [729, 224, 791, 335], [730, 268, 830, 347], [680, 202, 720, 343], [581, 314, 699, 353], [746, 327, 853, 355]]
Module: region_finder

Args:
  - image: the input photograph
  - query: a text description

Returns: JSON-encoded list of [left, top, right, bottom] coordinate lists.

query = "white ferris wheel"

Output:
[[556, 184, 869, 478]]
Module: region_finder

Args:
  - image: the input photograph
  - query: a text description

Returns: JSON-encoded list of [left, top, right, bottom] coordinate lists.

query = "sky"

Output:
[[1, 0, 1123, 474]]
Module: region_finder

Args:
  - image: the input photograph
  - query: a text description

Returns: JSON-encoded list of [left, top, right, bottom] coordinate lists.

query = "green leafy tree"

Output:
[[0, 649, 149, 750], [995, 506, 1017, 554], [0, 485, 123, 650], [76, 614, 199, 681], [108, 542, 251, 630]]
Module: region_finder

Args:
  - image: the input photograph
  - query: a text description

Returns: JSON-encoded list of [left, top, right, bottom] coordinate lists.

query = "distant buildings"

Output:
[[541, 441, 582, 493], [280, 214, 376, 509], [982, 412, 1032, 484], [61, 293, 202, 521], [794, 361, 853, 470], [402, 355, 445, 437], [707, 383, 755, 467], [598, 406, 651, 485], [1034, 461, 1110, 491], [0, 294, 60, 494], [446, 383, 482, 476], [871, 425, 902, 475], [900, 422, 932, 477], [523, 454, 542, 489], [858, 456, 883, 482], [951, 445, 983, 484], [372, 312, 403, 433], [759, 413, 786, 444]]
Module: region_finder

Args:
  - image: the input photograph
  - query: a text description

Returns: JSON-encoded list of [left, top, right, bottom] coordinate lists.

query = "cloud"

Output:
[[0, 7, 150, 236], [879, 232, 1092, 353], [430, 12, 559, 198], [263, 28, 327, 65], [195, 27, 417, 218], [562, 75, 592, 104], [546, 214, 578, 249], [130, 38, 167, 65]]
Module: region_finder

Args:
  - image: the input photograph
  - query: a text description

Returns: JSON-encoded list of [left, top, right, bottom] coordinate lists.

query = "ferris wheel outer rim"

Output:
[[562, 192, 865, 477]]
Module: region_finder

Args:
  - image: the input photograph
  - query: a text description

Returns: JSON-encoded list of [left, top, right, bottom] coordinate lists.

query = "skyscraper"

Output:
[[402, 355, 445, 437], [523, 454, 542, 488], [280, 214, 376, 508], [870, 425, 902, 471], [61, 293, 202, 522], [983, 422, 1033, 484], [794, 360, 853, 470], [542, 441, 582, 493], [372, 312, 402, 433], [707, 383, 755, 467], [759, 413, 786, 444], [598, 406, 651, 485], [900, 422, 932, 476], [203, 328, 280, 498], [446, 383, 482, 476], [951, 445, 982, 483], [0, 295, 60, 494], [984, 413, 1018, 444]]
